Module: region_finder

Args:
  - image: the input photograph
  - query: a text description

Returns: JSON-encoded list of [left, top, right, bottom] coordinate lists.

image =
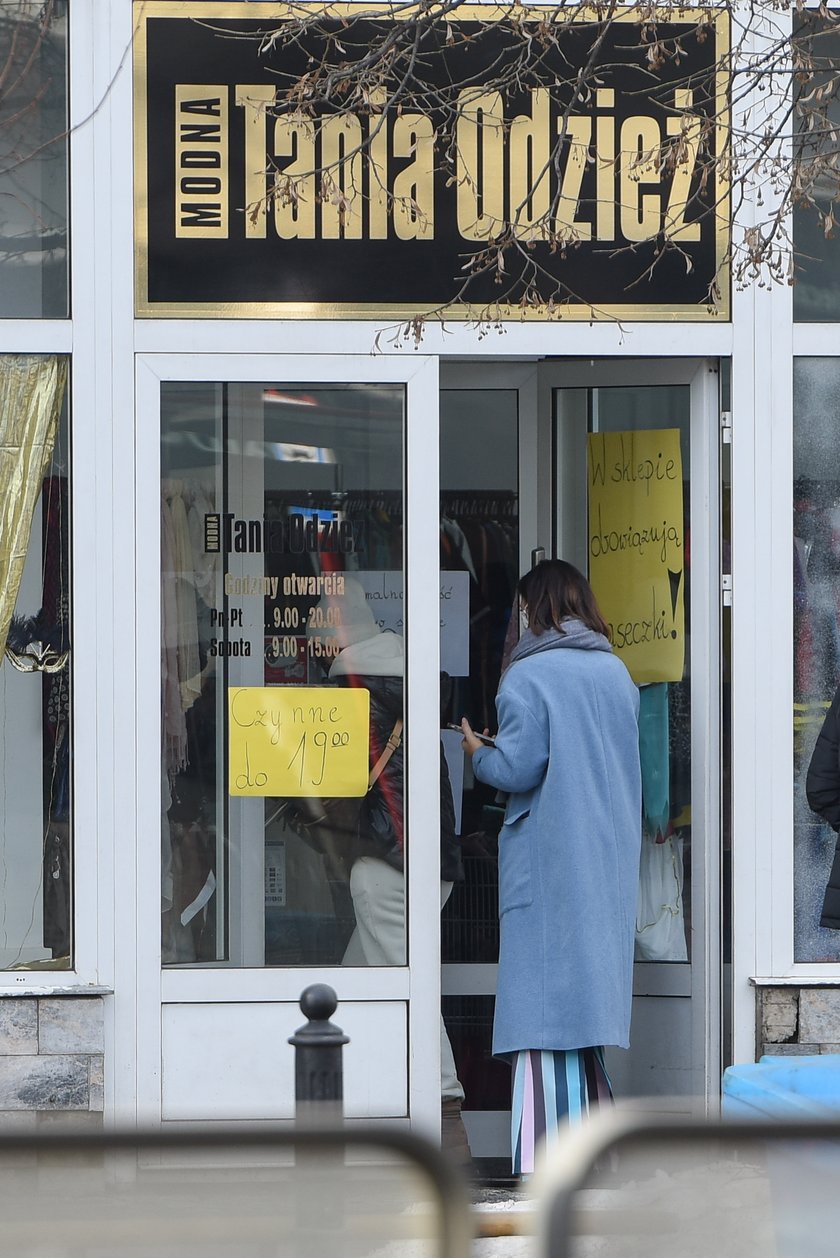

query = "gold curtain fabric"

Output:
[[0, 354, 68, 662]]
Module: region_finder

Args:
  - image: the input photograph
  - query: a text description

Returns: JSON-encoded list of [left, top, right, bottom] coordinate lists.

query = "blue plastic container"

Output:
[[722, 1054, 840, 1118], [722, 1055, 840, 1254]]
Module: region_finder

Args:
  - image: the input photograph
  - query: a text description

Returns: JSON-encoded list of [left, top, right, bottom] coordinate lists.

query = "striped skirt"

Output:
[[510, 1047, 613, 1175]]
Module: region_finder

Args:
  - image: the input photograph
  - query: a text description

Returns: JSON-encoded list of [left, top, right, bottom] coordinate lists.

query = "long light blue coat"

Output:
[[472, 621, 641, 1056]]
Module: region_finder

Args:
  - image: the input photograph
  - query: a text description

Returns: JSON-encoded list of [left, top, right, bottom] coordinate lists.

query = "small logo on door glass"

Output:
[[204, 513, 221, 552]]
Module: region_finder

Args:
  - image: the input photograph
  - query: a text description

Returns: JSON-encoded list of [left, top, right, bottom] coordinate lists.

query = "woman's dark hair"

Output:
[[517, 559, 610, 639]]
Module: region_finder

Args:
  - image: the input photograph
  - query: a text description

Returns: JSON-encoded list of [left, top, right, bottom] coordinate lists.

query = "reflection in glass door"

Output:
[[160, 382, 406, 969], [439, 386, 521, 1166]]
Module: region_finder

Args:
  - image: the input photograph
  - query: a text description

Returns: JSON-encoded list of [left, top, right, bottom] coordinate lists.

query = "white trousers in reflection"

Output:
[[342, 856, 465, 1101]]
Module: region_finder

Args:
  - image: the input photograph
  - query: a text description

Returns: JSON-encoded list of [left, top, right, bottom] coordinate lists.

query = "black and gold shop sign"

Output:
[[134, 3, 730, 320]]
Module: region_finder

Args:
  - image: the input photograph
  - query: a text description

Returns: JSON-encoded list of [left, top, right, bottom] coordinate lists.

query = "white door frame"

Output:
[[131, 352, 442, 1134]]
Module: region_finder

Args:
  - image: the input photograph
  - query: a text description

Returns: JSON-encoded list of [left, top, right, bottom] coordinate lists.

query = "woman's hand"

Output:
[[461, 717, 490, 758]]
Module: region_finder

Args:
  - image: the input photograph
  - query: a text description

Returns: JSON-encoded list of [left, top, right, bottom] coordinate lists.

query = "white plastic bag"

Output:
[[635, 831, 688, 962]]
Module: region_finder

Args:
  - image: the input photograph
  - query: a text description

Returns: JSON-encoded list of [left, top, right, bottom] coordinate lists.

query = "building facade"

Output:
[[1, 0, 839, 1166]]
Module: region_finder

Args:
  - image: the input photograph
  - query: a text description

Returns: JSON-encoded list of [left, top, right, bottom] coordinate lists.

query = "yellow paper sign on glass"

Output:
[[228, 687, 371, 797], [587, 429, 685, 685]]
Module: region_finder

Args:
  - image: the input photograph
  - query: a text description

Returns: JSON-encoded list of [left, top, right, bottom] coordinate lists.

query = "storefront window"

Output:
[[0, 354, 71, 968], [792, 14, 840, 321], [0, 1, 69, 318], [160, 382, 405, 967], [793, 359, 840, 961]]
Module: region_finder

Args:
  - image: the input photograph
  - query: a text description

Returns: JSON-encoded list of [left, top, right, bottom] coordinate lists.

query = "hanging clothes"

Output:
[[0, 355, 67, 661], [440, 493, 518, 731], [638, 682, 670, 839]]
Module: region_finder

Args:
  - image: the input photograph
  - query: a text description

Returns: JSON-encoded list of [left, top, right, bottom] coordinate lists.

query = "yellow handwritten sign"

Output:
[[587, 429, 685, 685], [228, 687, 370, 797]]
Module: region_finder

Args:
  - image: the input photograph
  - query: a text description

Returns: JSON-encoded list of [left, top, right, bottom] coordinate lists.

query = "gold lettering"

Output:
[[456, 89, 504, 241], [175, 85, 228, 238], [392, 114, 435, 240], [595, 123, 615, 241], [235, 84, 274, 239], [273, 114, 316, 239], [180, 150, 221, 169], [180, 98, 222, 117], [195, 76, 698, 255], [554, 116, 592, 241], [179, 124, 221, 144], [664, 91, 701, 242], [619, 116, 661, 242], [509, 89, 550, 239], [367, 89, 389, 239], [178, 205, 221, 230], [321, 114, 363, 239]]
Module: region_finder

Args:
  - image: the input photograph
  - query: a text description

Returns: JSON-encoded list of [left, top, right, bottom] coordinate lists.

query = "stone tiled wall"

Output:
[[0, 998, 103, 1120], [758, 986, 840, 1056]]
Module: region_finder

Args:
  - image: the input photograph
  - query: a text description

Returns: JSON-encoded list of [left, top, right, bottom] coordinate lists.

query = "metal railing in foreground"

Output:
[[0, 1124, 473, 1258], [536, 1109, 840, 1258]]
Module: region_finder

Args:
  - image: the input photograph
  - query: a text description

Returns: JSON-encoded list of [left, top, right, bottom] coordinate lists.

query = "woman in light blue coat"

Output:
[[461, 560, 641, 1177]]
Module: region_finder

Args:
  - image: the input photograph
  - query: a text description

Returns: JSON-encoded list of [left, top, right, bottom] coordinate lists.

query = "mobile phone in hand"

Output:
[[445, 723, 496, 746]]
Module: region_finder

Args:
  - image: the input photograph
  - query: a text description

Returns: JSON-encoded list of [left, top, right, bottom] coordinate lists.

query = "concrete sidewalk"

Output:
[[472, 1187, 534, 1258]]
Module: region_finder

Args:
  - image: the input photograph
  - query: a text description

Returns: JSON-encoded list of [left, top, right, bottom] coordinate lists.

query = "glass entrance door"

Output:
[[134, 354, 444, 1129], [440, 359, 722, 1169]]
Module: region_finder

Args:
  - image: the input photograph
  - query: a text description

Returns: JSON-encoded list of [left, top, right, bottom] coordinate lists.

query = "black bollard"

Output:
[[290, 985, 349, 1246], [288, 983, 349, 1125]]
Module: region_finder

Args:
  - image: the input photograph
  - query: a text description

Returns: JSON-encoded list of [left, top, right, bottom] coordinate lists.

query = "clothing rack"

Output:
[[344, 490, 402, 514], [265, 489, 404, 515], [262, 488, 519, 519], [441, 490, 518, 519]]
